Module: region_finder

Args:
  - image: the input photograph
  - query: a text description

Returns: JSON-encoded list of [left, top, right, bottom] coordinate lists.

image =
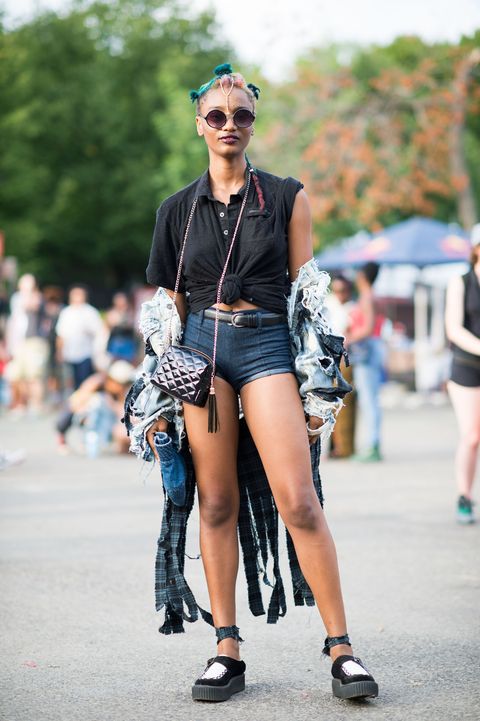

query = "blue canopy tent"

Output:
[[316, 216, 470, 270], [315, 216, 471, 392]]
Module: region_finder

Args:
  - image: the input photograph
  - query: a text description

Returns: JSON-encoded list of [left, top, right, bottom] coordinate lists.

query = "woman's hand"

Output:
[[307, 415, 324, 445], [146, 417, 169, 461]]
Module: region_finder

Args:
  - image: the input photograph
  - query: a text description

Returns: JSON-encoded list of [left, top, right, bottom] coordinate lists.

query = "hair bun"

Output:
[[214, 63, 233, 77], [247, 83, 260, 99]]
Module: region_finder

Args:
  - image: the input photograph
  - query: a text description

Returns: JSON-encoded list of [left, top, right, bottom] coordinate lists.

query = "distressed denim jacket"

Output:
[[125, 258, 349, 459], [287, 258, 351, 442]]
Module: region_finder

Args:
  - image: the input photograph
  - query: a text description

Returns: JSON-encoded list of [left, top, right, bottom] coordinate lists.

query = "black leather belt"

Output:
[[204, 308, 287, 328]]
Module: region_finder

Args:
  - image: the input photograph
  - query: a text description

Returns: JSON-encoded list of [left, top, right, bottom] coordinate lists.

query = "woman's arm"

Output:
[[445, 275, 480, 355], [347, 292, 375, 343], [165, 289, 187, 325], [288, 190, 314, 282], [287, 190, 327, 441]]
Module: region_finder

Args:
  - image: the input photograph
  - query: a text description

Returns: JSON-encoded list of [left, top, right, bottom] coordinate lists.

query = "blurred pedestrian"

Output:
[[41, 286, 65, 405], [55, 285, 104, 390], [325, 275, 356, 457], [4, 274, 49, 415], [105, 291, 137, 363], [445, 224, 480, 524], [0, 448, 26, 471], [347, 262, 385, 462], [56, 359, 135, 456], [0, 329, 9, 410]]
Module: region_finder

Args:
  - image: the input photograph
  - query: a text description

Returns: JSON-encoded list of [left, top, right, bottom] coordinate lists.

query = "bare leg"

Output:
[[241, 373, 352, 660], [183, 377, 241, 659], [27, 378, 45, 412], [447, 381, 480, 498]]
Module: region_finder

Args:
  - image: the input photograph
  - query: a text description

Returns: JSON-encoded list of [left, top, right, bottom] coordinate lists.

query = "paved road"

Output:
[[0, 402, 479, 721]]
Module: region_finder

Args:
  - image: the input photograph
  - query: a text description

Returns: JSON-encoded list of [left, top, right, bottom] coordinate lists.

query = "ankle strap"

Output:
[[322, 634, 351, 656], [215, 625, 243, 644]]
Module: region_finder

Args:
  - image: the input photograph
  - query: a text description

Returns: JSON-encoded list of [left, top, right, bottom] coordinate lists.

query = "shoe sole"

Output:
[[192, 674, 245, 702], [332, 678, 379, 699]]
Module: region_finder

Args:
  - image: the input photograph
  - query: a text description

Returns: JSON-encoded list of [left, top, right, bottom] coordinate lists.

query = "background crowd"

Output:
[[0, 274, 140, 458], [1, 264, 390, 462]]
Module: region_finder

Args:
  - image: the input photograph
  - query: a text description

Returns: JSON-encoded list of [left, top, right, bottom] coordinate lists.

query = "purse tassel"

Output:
[[207, 386, 219, 433]]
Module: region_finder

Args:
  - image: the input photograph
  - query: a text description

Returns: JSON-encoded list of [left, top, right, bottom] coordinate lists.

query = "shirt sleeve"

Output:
[[283, 177, 304, 223], [146, 200, 184, 291]]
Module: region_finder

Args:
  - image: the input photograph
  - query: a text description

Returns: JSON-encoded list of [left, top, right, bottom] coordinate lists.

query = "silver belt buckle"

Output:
[[231, 313, 244, 328]]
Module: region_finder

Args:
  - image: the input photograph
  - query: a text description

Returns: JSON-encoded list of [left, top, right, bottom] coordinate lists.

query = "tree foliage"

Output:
[[0, 8, 479, 286], [254, 35, 480, 249], [0, 0, 232, 288]]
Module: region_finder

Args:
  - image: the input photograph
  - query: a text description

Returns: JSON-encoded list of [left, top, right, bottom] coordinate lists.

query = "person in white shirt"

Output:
[[56, 285, 105, 389], [324, 275, 356, 458]]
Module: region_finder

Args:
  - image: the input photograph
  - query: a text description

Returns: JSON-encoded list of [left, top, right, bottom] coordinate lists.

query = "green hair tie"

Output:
[[214, 63, 233, 76], [189, 63, 261, 104]]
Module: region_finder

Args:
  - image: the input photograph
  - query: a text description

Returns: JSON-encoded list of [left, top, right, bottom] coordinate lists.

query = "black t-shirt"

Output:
[[452, 269, 480, 365], [146, 168, 303, 314], [463, 269, 480, 339]]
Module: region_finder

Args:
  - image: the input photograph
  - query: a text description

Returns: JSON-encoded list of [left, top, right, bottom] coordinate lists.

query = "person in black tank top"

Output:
[[144, 64, 378, 702], [445, 225, 480, 524]]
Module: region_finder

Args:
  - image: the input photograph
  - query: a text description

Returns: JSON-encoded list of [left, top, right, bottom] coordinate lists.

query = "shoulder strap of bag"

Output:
[[165, 196, 198, 346]]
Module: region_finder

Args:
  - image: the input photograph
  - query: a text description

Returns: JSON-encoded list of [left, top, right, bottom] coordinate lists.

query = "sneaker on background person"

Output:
[[457, 495, 475, 524], [0, 449, 26, 471], [352, 445, 382, 463]]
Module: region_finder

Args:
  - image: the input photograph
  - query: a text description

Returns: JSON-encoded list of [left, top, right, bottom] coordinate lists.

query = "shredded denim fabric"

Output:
[[287, 259, 347, 446]]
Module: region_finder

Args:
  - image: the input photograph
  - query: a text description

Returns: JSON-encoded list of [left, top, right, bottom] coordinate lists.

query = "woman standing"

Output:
[[105, 292, 137, 364], [138, 64, 378, 702], [445, 225, 480, 524], [347, 263, 384, 462], [325, 275, 356, 458]]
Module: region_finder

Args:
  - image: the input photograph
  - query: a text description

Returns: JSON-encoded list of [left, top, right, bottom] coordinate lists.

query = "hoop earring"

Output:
[[251, 128, 255, 136]]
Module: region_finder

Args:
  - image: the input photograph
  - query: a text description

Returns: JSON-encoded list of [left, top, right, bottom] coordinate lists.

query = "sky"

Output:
[[2, 0, 480, 80]]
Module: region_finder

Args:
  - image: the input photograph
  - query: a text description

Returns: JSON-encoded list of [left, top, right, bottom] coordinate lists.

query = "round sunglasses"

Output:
[[199, 108, 256, 129]]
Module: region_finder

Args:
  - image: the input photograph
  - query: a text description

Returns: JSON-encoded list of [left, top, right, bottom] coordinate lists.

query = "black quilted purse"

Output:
[[151, 344, 212, 407]]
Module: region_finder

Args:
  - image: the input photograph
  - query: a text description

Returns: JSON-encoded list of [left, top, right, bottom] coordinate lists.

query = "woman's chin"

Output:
[[209, 141, 249, 159]]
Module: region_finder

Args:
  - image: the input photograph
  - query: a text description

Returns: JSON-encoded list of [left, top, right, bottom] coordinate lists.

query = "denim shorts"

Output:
[[183, 308, 295, 393]]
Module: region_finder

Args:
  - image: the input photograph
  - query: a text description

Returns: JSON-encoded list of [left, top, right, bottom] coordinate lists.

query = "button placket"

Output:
[[217, 202, 229, 239]]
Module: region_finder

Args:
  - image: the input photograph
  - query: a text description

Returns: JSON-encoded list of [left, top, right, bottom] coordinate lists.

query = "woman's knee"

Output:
[[199, 492, 239, 528], [279, 491, 323, 532], [460, 430, 480, 449]]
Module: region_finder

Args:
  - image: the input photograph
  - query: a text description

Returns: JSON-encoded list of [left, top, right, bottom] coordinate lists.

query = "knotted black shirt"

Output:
[[146, 168, 303, 313]]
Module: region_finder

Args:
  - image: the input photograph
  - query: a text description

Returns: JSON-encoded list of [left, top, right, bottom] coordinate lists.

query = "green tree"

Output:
[[254, 35, 480, 249], [0, 0, 232, 291]]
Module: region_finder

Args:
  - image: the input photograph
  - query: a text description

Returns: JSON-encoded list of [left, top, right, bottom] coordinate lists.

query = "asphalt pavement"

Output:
[[0, 400, 479, 721]]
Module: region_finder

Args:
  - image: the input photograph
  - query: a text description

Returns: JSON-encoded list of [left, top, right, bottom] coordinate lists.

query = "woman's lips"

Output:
[[219, 135, 239, 144]]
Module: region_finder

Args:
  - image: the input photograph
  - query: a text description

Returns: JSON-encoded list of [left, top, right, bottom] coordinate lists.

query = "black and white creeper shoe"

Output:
[[192, 656, 246, 702], [331, 655, 379, 699]]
